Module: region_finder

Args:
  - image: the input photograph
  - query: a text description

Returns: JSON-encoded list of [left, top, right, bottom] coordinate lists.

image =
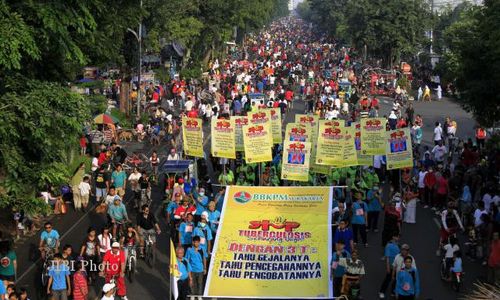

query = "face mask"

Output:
[[199, 192, 205, 196], [200, 222, 206, 228]]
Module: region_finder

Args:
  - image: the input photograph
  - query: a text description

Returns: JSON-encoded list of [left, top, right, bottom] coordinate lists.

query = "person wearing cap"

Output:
[[392, 244, 416, 282], [174, 199, 197, 221], [192, 215, 213, 255], [171, 178, 185, 201], [101, 282, 115, 300], [101, 242, 127, 300]]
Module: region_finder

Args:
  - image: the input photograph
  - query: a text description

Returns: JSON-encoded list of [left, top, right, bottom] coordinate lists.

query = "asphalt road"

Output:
[[13, 96, 484, 300]]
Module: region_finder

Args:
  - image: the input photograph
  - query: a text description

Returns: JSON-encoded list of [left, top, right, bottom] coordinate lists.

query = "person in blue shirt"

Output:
[[214, 188, 226, 213], [175, 247, 192, 300], [206, 202, 221, 237], [192, 217, 213, 255], [193, 188, 209, 224], [333, 219, 354, 254], [351, 192, 368, 247], [395, 256, 420, 299], [185, 236, 207, 296], [331, 240, 351, 297], [379, 233, 400, 298], [111, 164, 127, 197], [179, 213, 195, 252], [39, 222, 60, 259], [367, 186, 383, 232], [47, 253, 71, 298], [449, 250, 463, 278], [108, 197, 129, 238]]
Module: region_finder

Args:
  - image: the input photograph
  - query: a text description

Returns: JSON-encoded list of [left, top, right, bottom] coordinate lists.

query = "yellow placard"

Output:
[[386, 128, 414, 170], [360, 118, 387, 155], [295, 114, 319, 142], [269, 108, 283, 144], [231, 116, 248, 152], [211, 118, 236, 159], [353, 122, 373, 166], [242, 122, 272, 163], [342, 127, 358, 167], [182, 117, 204, 158], [249, 110, 273, 145], [310, 142, 331, 175], [204, 186, 333, 299], [281, 141, 311, 182], [316, 120, 344, 166], [285, 123, 313, 142]]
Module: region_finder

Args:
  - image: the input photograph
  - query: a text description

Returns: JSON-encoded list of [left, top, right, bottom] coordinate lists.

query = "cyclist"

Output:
[[121, 224, 139, 263], [101, 242, 128, 300], [39, 222, 60, 260], [438, 201, 464, 255], [136, 205, 161, 257], [108, 197, 129, 239]]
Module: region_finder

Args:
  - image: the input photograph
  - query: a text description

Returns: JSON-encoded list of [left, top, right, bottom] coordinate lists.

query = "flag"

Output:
[[169, 239, 180, 300]]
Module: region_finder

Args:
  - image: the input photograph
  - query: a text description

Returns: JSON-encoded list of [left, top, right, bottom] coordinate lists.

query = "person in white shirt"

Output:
[[167, 148, 180, 161], [78, 176, 91, 211], [473, 201, 487, 228], [431, 141, 447, 163], [417, 167, 428, 207], [91, 154, 99, 172], [433, 122, 443, 145], [184, 98, 194, 112]]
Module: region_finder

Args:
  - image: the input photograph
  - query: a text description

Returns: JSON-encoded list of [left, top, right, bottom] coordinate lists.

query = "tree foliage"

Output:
[[299, 0, 431, 67], [442, 0, 500, 126]]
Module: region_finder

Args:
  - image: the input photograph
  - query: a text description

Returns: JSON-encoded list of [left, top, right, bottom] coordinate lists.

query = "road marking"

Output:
[[16, 203, 98, 283], [433, 217, 441, 229]]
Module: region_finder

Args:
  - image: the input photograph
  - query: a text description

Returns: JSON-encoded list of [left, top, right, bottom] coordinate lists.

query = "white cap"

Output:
[[111, 242, 120, 248], [103, 283, 115, 292], [201, 211, 209, 219]]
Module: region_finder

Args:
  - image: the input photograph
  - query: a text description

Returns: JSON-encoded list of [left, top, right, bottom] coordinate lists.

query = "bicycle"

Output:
[[40, 247, 55, 287], [125, 245, 137, 283], [143, 231, 157, 267]]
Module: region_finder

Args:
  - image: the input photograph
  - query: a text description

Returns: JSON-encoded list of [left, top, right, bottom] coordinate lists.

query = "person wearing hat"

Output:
[[101, 242, 127, 300], [192, 215, 213, 255], [101, 282, 115, 300]]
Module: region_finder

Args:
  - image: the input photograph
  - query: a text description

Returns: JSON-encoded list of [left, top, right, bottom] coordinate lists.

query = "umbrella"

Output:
[[93, 113, 118, 124]]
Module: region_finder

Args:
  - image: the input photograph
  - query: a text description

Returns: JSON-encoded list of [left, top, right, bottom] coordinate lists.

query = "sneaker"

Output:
[[436, 249, 441, 256], [424, 205, 429, 208], [364, 243, 369, 248], [380, 256, 385, 261], [431, 207, 437, 211], [379, 292, 385, 299], [122, 296, 128, 300], [374, 229, 379, 233]]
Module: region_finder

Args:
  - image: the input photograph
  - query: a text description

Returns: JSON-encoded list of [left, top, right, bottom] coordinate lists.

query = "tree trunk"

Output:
[[120, 82, 130, 116]]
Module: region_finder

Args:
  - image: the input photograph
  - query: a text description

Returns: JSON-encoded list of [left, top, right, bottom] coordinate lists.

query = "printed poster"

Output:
[[385, 128, 414, 170], [181, 117, 204, 158], [360, 118, 387, 155], [211, 118, 236, 159], [310, 142, 331, 175], [285, 123, 313, 142], [281, 141, 311, 182], [242, 122, 273, 163], [232, 116, 248, 152], [269, 108, 283, 144], [316, 120, 344, 166], [204, 186, 333, 298], [295, 114, 319, 142], [342, 127, 358, 167], [353, 122, 373, 166], [249, 110, 273, 145]]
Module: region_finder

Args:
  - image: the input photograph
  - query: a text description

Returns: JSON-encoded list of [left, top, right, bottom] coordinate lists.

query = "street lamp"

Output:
[[127, 0, 142, 118]]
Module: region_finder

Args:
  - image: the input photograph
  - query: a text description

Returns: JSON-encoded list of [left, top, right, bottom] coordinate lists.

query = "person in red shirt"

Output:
[[487, 232, 500, 283], [460, 144, 474, 167], [187, 109, 198, 118], [101, 242, 127, 299], [174, 199, 196, 221], [79, 135, 87, 156], [424, 168, 437, 209]]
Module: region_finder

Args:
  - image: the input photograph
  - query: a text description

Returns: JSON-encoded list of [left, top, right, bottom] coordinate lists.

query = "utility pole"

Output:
[[128, 0, 143, 118], [430, 0, 434, 54]]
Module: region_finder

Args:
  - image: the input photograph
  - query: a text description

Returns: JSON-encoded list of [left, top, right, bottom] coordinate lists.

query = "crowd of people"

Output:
[[3, 14, 500, 300]]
